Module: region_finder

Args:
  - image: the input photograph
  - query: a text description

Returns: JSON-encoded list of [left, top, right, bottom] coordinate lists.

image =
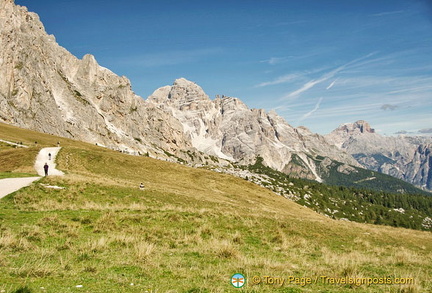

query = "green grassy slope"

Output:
[[0, 123, 431, 292]]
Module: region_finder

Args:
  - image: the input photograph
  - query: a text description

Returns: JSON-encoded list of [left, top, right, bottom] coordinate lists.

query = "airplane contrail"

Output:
[[326, 79, 337, 90]]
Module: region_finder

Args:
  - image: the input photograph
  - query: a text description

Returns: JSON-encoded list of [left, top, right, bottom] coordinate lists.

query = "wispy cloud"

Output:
[[381, 104, 399, 111], [370, 10, 405, 17], [298, 97, 323, 122], [260, 57, 290, 65], [282, 52, 377, 100], [304, 102, 384, 119], [419, 128, 432, 134], [395, 130, 409, 134], [272, 20, 311, 27], [286, 78, 327, 99], [256, 66, 330, 88], [326, 79, 337, 90], [118, 47, 224, 67], [255, 74, 301, 87]]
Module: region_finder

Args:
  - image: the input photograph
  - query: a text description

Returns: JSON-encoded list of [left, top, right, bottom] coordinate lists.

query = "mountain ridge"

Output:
[[326, 120, 432, 191], [147, 77, 362, 181]]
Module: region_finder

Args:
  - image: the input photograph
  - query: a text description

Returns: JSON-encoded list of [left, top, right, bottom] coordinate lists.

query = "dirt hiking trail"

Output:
[[0, 146, 64, 199]]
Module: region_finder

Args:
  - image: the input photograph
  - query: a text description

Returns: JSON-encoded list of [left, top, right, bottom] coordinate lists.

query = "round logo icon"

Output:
[[231, 273, 246, 288]]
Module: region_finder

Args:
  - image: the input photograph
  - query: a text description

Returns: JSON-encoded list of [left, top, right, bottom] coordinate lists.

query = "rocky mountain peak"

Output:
[[353, 120, 375, 134], [147, 78, 212, 112], [326, 120, 376, 149], [338, 120, 375, 135], [81, 54, 98, 68], [1, 0, 44, 34], [173, 77, 197, 88], [218, 96, 249, 112], [169, 78, 209, 102]]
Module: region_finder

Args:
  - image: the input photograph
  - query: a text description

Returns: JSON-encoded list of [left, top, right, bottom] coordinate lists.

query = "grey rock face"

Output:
[[326, 121, 432, 190]]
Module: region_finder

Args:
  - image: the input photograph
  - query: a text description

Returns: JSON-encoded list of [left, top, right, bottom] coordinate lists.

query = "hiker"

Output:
[[48, 153, 52, 160], [139, 183, 145, 190], [44, 163, 49, 176]]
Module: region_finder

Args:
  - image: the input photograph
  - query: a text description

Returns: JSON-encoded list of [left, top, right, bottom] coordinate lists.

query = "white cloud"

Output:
[[419, 128, 432, 134], [282, 52, 377, 100], [118, 47, 224, 67], [285, 78, 325, 98], [256, 66, 332, 89], [370, 10, 405, 17], [255, 73, 301, 87], [260, 57, 290, 65], [298, 97, 323, 122], [381, 104, 399, 111], [326, 79, 337, 90]]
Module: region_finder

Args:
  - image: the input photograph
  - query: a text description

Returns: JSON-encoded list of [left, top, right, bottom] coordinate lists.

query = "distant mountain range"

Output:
[[1, 0, 430, 193], [326, 120, 432, 191]]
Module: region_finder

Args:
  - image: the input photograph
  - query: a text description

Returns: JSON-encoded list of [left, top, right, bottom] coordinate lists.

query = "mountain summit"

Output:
[[341, 120, 375, 135]]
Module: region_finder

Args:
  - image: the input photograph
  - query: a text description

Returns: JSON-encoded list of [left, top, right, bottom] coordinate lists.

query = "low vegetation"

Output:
[[245, 156, 432, 231], [0, 123, 431, 292]]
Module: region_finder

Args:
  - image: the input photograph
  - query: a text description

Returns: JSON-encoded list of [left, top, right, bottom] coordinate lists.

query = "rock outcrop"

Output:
[[326, 121, 432, 191]]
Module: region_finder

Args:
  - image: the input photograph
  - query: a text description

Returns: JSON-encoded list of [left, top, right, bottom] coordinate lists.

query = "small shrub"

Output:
[[13, 286, 32, 293]]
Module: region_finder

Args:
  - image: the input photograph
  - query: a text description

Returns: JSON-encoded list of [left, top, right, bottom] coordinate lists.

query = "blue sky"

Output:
[[16, 0, 432, 135]]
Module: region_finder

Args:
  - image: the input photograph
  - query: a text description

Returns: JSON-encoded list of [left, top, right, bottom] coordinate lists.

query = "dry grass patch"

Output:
[[321, 247, 377, 269], [93, 212, 119, 233], [0, 147, 39, 174], [17, 224, 47, 246], [111, 234, 138, 248], [210, 239, 241, 259], [134, 241, 156, 262], [85, 236, 112, 253], [0, 230, 34, 252], [390, 247, 425, 266]]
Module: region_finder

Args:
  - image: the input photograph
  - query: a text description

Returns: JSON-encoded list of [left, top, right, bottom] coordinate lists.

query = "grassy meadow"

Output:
[[0, 123, 431, 292]]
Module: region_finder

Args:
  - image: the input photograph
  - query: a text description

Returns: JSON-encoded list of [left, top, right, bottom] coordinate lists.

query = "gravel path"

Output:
[[0, 139, 29, 148], [0, 147, 64, 199], [0, 177, 41, 199], [34, 147, 64, 176]]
